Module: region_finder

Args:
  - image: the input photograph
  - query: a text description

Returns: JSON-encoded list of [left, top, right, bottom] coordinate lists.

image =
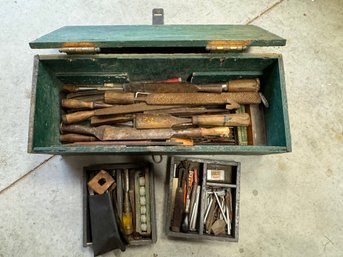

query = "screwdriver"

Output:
[[122, 169, 133, 235]]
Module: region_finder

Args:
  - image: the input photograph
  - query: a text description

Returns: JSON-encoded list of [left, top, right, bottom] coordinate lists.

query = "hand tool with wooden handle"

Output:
[[62, 99, 112, 109], [122, 169, 133, 235], [115, 82, 225, 93], [143, 107, 228, 116], [64, 82, 224, 93], [227, 79, 260, 92], [181, 170, 194, 232], [171, 164, 188, 232], [61, 124, 231, 141], [135, 113, 250, 129], [66, 141, 184, 146], [90, 115, 134, 126], [104, 92, 260, 105], [62, 103, 180, 124], [60, 133, 97, 142]]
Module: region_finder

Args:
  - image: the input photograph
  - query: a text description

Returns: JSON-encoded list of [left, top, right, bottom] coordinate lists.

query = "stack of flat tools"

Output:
[[60, 78, 263, 146]]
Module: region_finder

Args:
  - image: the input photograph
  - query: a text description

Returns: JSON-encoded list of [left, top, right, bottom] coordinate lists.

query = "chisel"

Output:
[[134, 113, 250, 129], [60, 124, 230, 141], [104, 92, 260, 105], [62, 103, 180, 124], [63, 79, 259, 93]]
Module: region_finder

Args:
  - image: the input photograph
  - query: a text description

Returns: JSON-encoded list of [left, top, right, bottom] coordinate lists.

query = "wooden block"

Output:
[[210, 219, 226, 236], [87, 170, 114, 195]]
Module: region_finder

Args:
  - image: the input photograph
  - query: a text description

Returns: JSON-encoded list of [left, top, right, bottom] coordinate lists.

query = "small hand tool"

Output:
[[104, 92, 260, 105], [171, 161, 189, 232], [135, 113, 250, 129], [60, 133, 97, 143], [62, 103, 180, 124], [61, 99, 112, 109], [122, 169, 133, 235], [61, 124, 231, 141], [227, 78, 260, 92], [181, 169, 194, 232]]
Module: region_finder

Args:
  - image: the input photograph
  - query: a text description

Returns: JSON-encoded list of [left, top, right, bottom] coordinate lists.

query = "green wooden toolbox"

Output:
[[28, 24, 291, 155]]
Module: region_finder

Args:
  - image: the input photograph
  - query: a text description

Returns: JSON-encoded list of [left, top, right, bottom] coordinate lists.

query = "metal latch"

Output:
[[59, 47, 100, 54], [206, 40, 251, 52], [152, 8, 164, 25]]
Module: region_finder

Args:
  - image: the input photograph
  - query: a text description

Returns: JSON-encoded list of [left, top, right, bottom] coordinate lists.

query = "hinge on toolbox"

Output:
[[206, 40, 251, 52], [59, 47, 100, 54]]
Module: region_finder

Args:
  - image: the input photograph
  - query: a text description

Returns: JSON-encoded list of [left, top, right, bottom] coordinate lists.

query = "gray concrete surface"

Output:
[[0, 0, 342, 256]]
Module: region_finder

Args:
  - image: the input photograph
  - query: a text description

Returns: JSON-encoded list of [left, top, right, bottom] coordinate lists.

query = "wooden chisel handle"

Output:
[[104, 92, 135, 104], [192, 113, 250, 127], [62, 99, 111, 109], [62, 110, 95, 124], [194, 85, 224, 93], [60, 133, 97, 143], [227, 79, 260, 92], [177, 127, 230, 138], [60, 124, 97, 136]]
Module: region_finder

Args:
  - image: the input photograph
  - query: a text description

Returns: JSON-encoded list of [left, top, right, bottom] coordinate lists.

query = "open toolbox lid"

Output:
[[29, 25, 286, 51]]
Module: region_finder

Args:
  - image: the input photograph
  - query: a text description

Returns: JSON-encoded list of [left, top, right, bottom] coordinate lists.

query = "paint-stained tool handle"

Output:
[[192, 113, 250, 127], [227, 79, 260, 92], [59, 133, 97, 143], [61, 99, 111, 109]]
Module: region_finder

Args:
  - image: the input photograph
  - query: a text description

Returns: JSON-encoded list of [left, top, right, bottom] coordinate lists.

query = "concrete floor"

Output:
[[0, 0, 342, 256]]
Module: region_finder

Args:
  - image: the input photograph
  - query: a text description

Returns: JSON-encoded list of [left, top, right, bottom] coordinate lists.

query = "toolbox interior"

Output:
[[29, 53, 290, 154]]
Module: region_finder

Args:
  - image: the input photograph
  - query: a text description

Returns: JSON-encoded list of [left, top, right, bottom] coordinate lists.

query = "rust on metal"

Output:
[[62, 42, 97, 48]]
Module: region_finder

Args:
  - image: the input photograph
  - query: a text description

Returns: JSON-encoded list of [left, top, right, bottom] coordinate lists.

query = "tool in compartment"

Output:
[[181, 169, 194, 232], [61, 99, 112, 109], [104, 91, 259, 106], [64, 79, 259, 93], [171, 161, 189, 232], [62, 103, 180, 124], [122, 169, 133, 236], [61, 124, 231, 141], [203, 188, 233, 236], [227, 78, 260, 92], [87, 170, 115, 195], [135, 113, 250, 129], [88, 112, 250, 129]]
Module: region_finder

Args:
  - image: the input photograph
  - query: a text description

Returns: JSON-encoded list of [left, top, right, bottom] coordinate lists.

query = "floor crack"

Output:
[[0, 155, 56, 195], [246, 0, 285, 24]]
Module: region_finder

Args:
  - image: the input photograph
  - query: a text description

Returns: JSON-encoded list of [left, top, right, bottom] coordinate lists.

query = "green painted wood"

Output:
[[28, 53, 291, 154], [30, 25, 286, 49]]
